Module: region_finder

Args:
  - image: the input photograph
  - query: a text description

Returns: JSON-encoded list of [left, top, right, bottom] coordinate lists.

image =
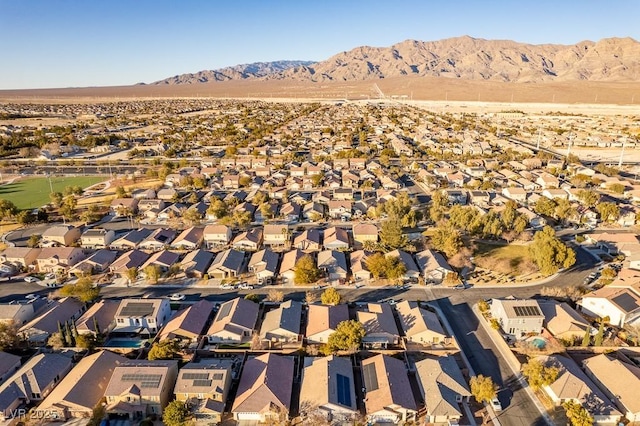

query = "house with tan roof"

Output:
[[538, 300, 591, 342], [171, 226, 204, 250], [232, 353, 294, 423], [174, 359, 233, 425], [104, 360, 179, 421], [158, 300, 214, 343], [293, 229, 322, 252], [490, 298, 544, 339], [361, 354, 417, 424], [110, 250, 150, 278], [537, 355, 621, 425], [138, 228, 176, 251], [583, 354, 640, 424], [41, 225, 81, 247], [207, 297, 258, 344], [110, 197, 139, 216], [80, 228, 116, 249], [180, 249, 214, 278], [278, 249, 305, 285], [579, 282, 640, 328], [415, 355, 471, 425], [35, 247, 85, 273], [0, 299, 46, 326], [207, 249, 246, 279], [415, 249, 454, 284], [140, 250, 181, 277], [75, 299, 119, 336], [112, 298, 171, 335], [318, 250, 348, 282], [263, 224, 290, 247], [396, 301, 448, 346], [352, 223, 378, 245], [386, 249, 420, 282], [350, 250, 372, 283], [306, 304, 350, 344], [260, 300, 303, 344], [357, 303, 400, 348], [0, 247, 40, 271], [35, 350, 127, 421], [231, 228, 263, 251], [299, 355, 358, 423], [323, 227, 350, 251], [248, 248, 280, 285], [19, 298, 85, 344], [69, 249, 117, 276], [203, 224, 232, 249]]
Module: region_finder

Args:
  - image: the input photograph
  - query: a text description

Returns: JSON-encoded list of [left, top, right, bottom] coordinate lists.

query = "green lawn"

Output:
[[0, 176, 106, 210], [474, 241, 537, 276]]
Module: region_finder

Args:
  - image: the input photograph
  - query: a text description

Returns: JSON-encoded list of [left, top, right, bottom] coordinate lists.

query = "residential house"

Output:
[[518, 206, 547, 229], [278, 249, 305, 285], [112, 298, 172, 335], [352, 223, 378, 246], [260, 300, 303, 344], [110, 198, 139, 216], [490, 298, 544, 339], [232, 353, 294, 423], [171, 227, 204, 250], [537, 355, 621, 426], [579, 283, 640, 328], [317, 250, 348, 282], [0, 352, 20, 384], [232, 228, 263, 251], [361, 354, 417, 424], [74, 299, 120, 336], [207, 298, 259, 344], [299, 356, 358, 424], [0, 299, 46, 326], [357, 303, 400, 348], [0, 353, 73, 421], [306, 304, 349, 344], [327, 200, 352, 220], [280, 202, 301, 223], [110, 228, 153, 250], [415, 355, 472, 425], [159, 300, 215, 343], [203, 224, 233, 249], [302, 202, 325, 221], [69, 249, 117, 275], [0, 247, 40, 271], [542, 189, 569, 200], [138, 228, 176, 251], [35, 247, 85, 273], [350, 250, 372, 283], [41, 225, 81, 247], [104, 360, 179, 420], [386, 249, 420, 282], [536, 173, 560, 189], [19, 297, 85, 344], [248, 249, 279, 285], [110, 250, 150, 278], [80, 228, 116, 249], [174, 359, 233, 425], [35, 351, 127, 421], [140, 250, 181, 277], [502, 187, 528, 203], [293, 229, 322, 252], [263, 224, 290, 247], [415, 249, 454, 284], [396, 301, 448, 345], [583, 354, 640, 424], [323, 227, 350, 250], [538, 300, 591, 342], [137, 199, 165, 213], [180, 249, 214, 278], [156, 187, 178, 201], [207, 249, 245, 279]]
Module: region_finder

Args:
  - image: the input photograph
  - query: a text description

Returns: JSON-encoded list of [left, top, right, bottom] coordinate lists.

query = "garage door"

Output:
[[236, 412, 262, 421]]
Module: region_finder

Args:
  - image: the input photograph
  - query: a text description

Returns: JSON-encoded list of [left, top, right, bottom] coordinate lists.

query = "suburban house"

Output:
[[323, 227, 350, 250], [158, 300, 215, 343], [232, 228, 263, 251], [41, 225, 81, 247], [490, 298, 544, 339], [263, 224, 290, 247], [173, 359, 234, 425], [357, 303, 401, 348], [299, 356, 358, 424], [352, 223, 378, 245], [104, 360, 179, 421], [0, 353, 74, 421], [80, 228, 116, 249], [538, 300, 591, 342], [327, 200, 352, 220], [278, 249, 305, 285], [19, 298, 85, 344], [317, 250, 349, 282], [110, 197, 139, 216], [207, 249, 246, 279], [207, 298, 259, 344], [74, 299, 120, 336], [415, 249, 454, 284], [579, 283, 640, 328], [0, 352, 20, 384], [395, 301, 448, 346], [232, 353, 294, 423], [112, 298, 172, 335], [386, 249, 420, 282], [35, 351, 127, 421], [537, 355, 621, 426], [110, 250, 150, 278], [203, 224, 232, 249], [0, 247, 40, 271], [248, 249, 280, 285], [414, 355, 472, 425], [171, 226, 204, 250], [293, 229, 322, 252], [35, 247, 85, 273], [361, 354, 417, 424], [350, 250, 372, 283], [110, 228, 153, 251], [260, 300, 303, 344], [0, 299, 46, 326], [583, 354, 640, 424], [138, 228, 176, 251], [69, 249, 117, 275], [180, 249, 215, 278], [140, 250, 181, 277], [306, 304, 350, 344]]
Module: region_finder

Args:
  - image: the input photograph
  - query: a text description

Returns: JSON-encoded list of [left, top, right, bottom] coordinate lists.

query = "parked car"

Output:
[[25, 294, 39, 300], [24, 276, 40, 283], [238, 283, 254, 290], [169, 293, 186, 301], [490, 398, 502, 412], [220, 283, 234, 290], [44, 273, 56, 280]]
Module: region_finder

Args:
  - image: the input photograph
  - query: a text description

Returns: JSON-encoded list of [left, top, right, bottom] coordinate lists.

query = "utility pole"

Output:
[[566, 133, 575, 157], [619, 138, 626, 168], [536, 126, 542, 150]]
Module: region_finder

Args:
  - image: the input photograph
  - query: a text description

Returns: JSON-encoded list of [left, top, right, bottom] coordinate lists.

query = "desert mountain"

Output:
[[155, 36, 640, 85], [151, 60, 314, 85]]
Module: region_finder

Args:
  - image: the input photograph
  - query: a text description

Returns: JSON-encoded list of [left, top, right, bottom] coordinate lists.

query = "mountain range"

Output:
[[151, 36, 640, 85]]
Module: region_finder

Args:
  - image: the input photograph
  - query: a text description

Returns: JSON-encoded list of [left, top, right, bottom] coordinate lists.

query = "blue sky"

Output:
[[1, 0, 639, 89]]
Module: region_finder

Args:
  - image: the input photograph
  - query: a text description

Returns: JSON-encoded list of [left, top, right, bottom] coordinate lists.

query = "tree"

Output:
[[47, 332, 65, 350], [147, 339, 180, 360], [607, 183, 625, 194], [75, 333, 98, 350], [304, 290, 318, 305], [563, 400, 593, 426], [470, 375, 498, 403], [60, 276, 99, 303], [325, 320, 365, 353], [27, 233, 41, 248], [594, 319, 606, 346], [379, 217, 408, 249], [125, 267, 139, 283], [16, 210, 36, 225], [385, 255, 407, 284], [115, 186, 127, 198], [321, 287, 342, 305], [294, 255, 320, 285], [529, 226, 576, 276], [244, 293, 260, 303], [0, 199, 17, 220], [0, 321, 19, 351], [576, 189, 599, 208], [49, 192, 64, 207], [207, 198, 228, 219], [144, 265, 161, 284], [266, 289, 284, 303], [595, 202, 620, 222], [430, 223, 463, 258], [163, 400, 190, 426], [366, 252, 388, 279], [534, 196, 557, 217], [521, 359, 559, 390], [581, 327, 590, 347]]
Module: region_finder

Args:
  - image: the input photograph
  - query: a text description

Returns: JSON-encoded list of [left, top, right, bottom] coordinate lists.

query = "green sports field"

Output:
[[0, 176, 106, 210]]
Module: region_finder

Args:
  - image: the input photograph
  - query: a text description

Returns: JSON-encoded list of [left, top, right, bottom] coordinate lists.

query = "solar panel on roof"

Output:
[[362, 363, 379, 392], [612, 293, 640, 312], [192, 379, 212, 387], [513, 305, 541, 317], [120, 302, 155, 317], [217, 302, 233, 320], [121, 373, 162, 388], [336, 373, 352, 407], [183, 373, 209, 380], [212, 373, 224, 380]]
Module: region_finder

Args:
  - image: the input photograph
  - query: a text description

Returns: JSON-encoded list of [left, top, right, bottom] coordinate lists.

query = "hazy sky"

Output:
[[1, 0, 639, 89]]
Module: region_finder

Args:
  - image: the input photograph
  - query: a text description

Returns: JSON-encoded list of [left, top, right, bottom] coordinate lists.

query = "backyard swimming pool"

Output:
[[104, 338, 146, 348]]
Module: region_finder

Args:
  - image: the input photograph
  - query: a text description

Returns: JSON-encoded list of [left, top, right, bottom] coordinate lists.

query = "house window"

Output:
[[32, 392, 41, 399]]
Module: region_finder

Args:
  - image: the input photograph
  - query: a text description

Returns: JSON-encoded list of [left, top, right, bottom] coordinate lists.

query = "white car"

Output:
[[220, 284, 234, 290], [44, 273, 56, 280], [25, 294, 39, 300], [490, 398, 502, 412], [238, 283, 254, 290], [169, 293, 186, 301], [24, 276, 40, 283]]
